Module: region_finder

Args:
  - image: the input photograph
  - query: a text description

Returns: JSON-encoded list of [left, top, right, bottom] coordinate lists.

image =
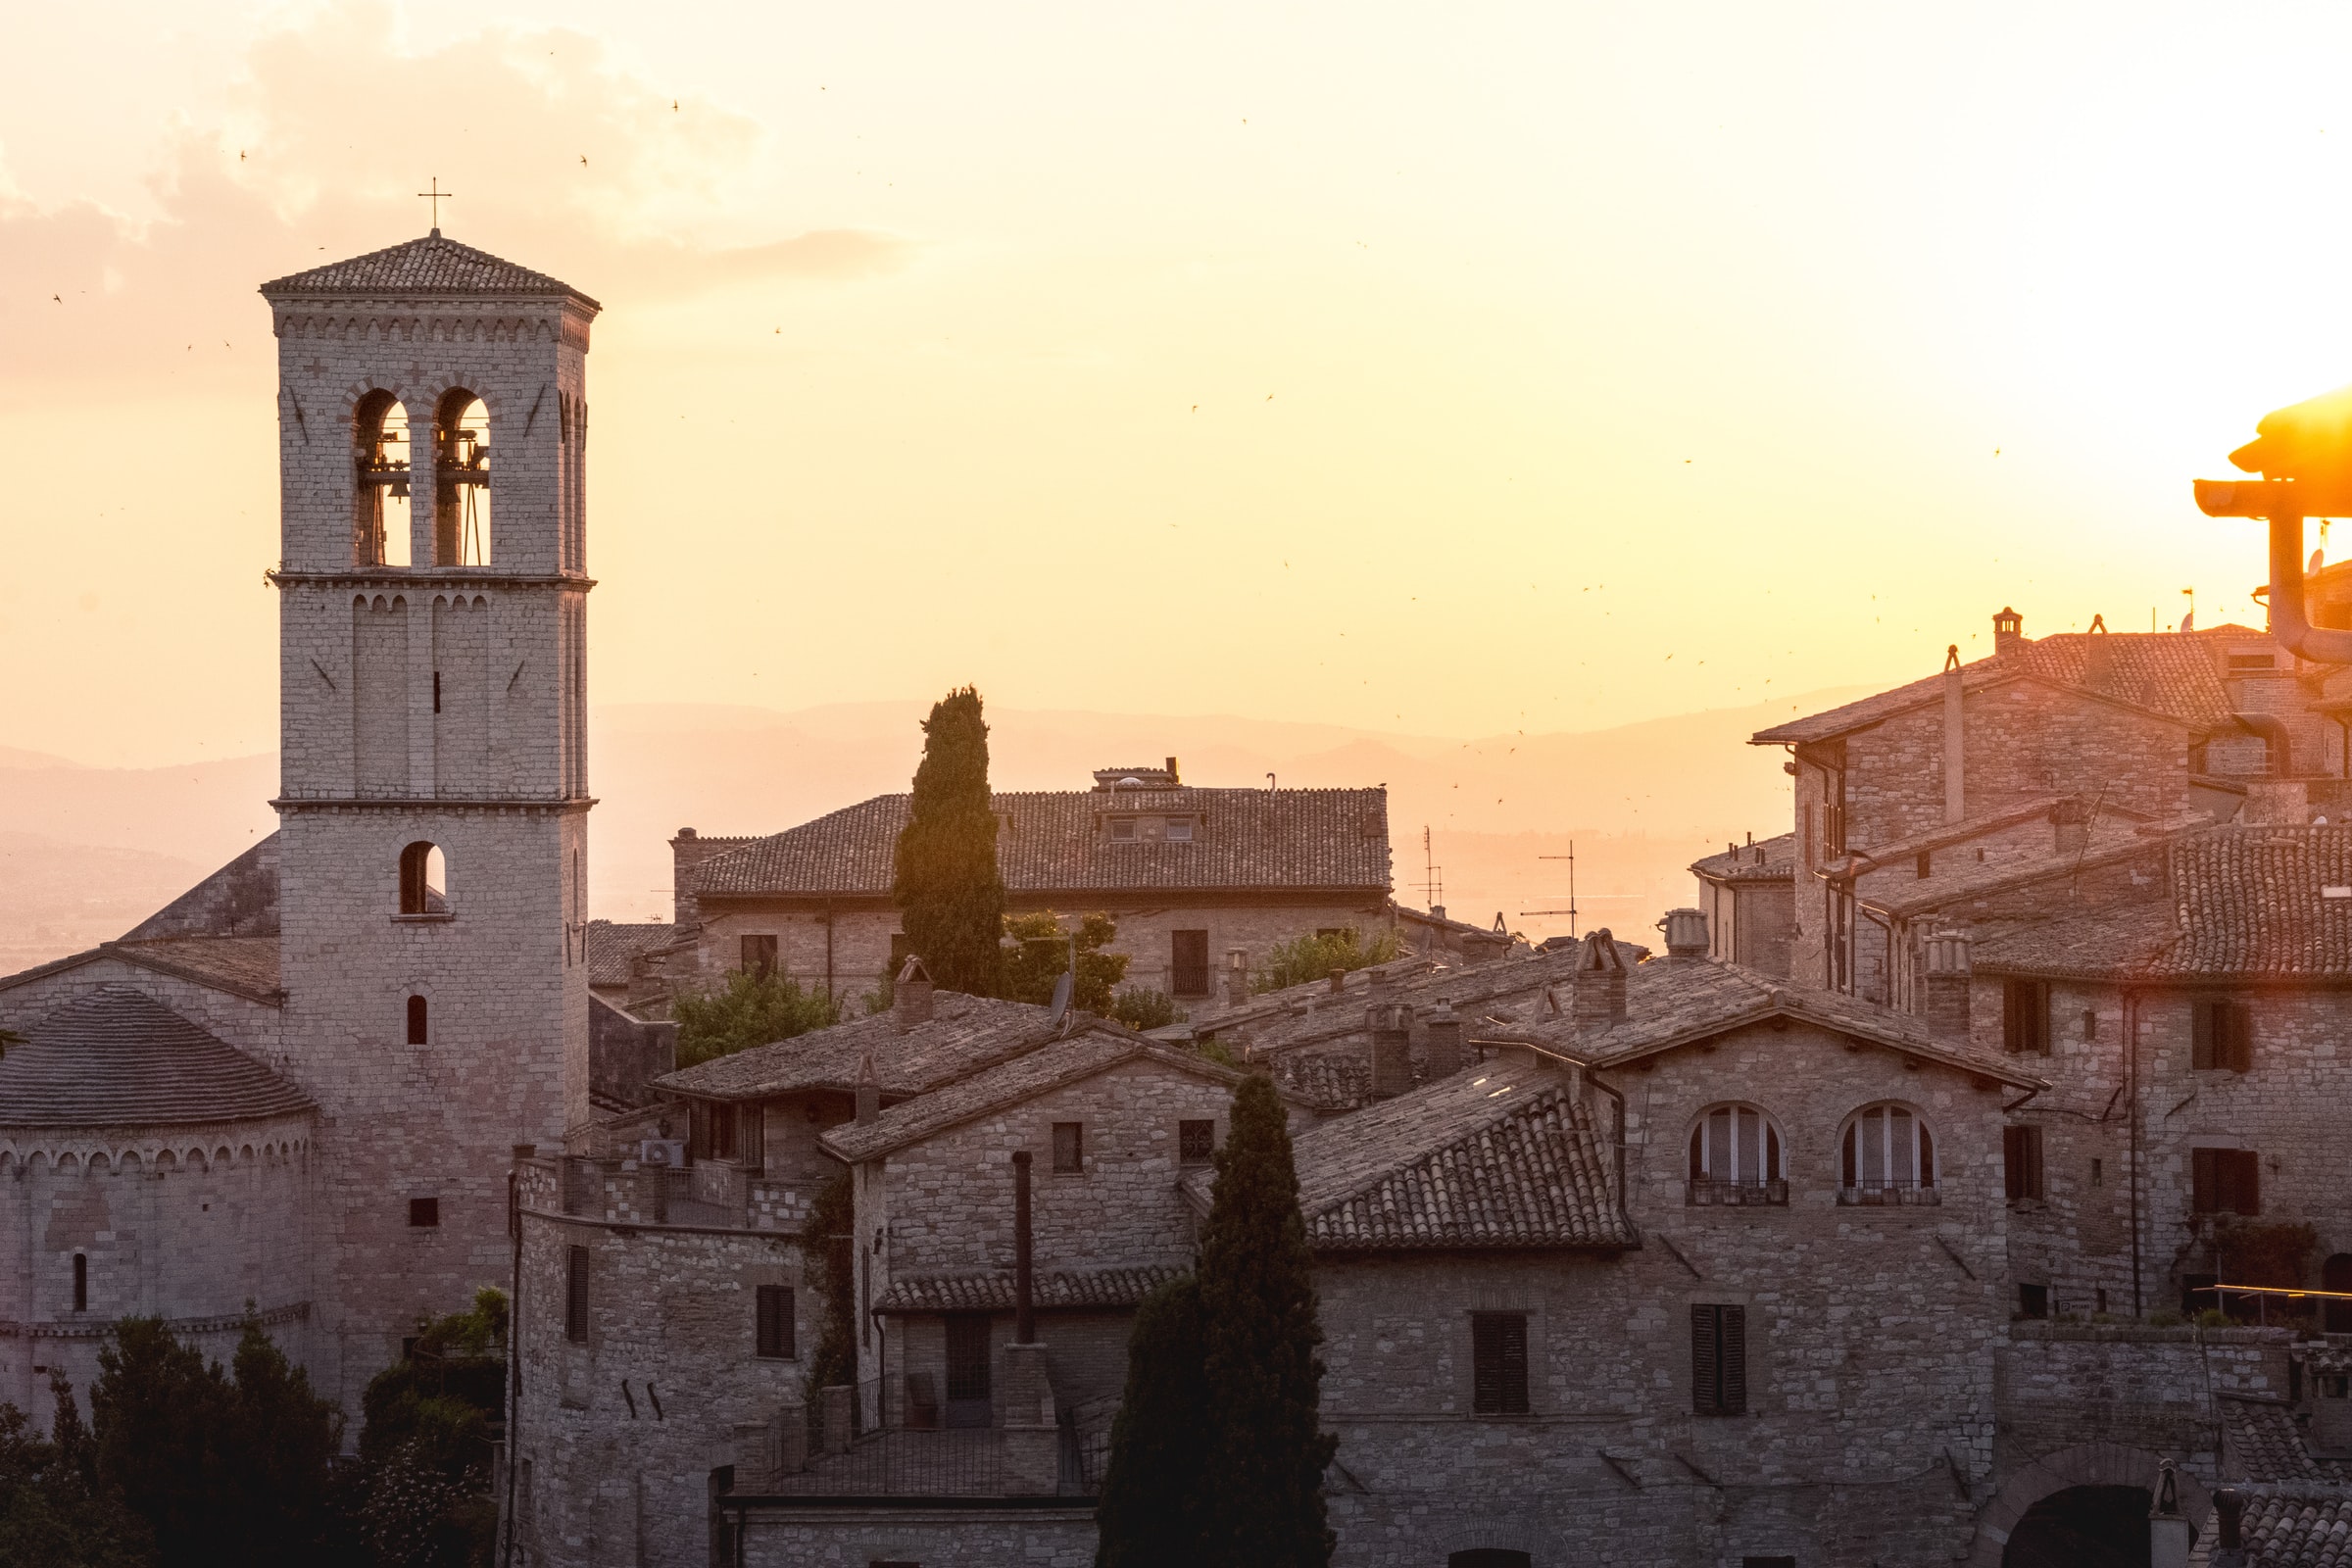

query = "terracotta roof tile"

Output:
[[691, 787, 1391, 900], [874, 1264, 1185, 1314], [2225, 1398, 2352, 1486], [0, 986, 312, 1128], [2240, 1490, 2352, 1565], [260, 232, 598, 307], [655, 992, 1056, 1102]]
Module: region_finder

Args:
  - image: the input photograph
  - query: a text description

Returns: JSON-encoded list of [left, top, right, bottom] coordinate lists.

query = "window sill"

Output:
[[392, 912, 456, 924], [1838, 1186, 1940, 1207], [1686, 1180, 1788, 1207]]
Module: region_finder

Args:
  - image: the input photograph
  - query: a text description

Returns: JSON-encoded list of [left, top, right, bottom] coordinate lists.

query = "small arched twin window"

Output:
[[1841, 1102, 1936, 1205], [398, 842, 448, 916], [1686, 1102, 1937, 1207], [1688, 1103, 1786, 1205]]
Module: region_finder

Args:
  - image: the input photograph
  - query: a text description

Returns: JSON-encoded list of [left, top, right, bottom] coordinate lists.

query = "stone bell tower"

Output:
[[259, 230, 597, 1404]]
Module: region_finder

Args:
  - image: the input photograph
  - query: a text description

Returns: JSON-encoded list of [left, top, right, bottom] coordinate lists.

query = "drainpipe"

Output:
[[1012, 1151, 1035, 1345], [1943, 645, 1965, 823], [2127, 988, 2143, 1319], [2233, 711, 2293, 776], [502, 1147, 530, 1568], [1586, 1069, 1633, 1237], [2188, 493, 2352, 664]]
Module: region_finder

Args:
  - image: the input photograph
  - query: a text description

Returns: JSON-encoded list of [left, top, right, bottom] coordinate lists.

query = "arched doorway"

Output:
[[1448, 1553, 1532, 1568], [1971, 1443, 2206, 1568], [2000, 1485, 2149, 1568]]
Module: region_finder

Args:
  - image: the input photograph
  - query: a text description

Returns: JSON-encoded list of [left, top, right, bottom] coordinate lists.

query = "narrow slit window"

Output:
[[565, 1246, 590, 1343], [406, 995, 429, 1046], [73, 1253, 87, 1313]]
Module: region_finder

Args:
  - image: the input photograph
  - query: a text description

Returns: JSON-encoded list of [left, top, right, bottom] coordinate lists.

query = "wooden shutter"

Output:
[[1691, 1305, 1719, 1413], [2004, 1128, 2026, 1202], [2024, 1128, 2043, 1200], [756, 1284, 793, 1358], [2230, 1151, 2262, 1215], [2193, 1149, 2220, 1214], [1471, 1312, 1529, 1415], [2192, 1001, 2217, 1070], [565, 1245, 589, 1344], [1720, 1305, 1746, 1414], [2224, 1003, 2253, 1072]]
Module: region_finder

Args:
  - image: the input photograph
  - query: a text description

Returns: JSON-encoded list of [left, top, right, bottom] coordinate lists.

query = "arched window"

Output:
[[354, 391, 412, 567], [1840, 1103, 1936, 1205], [398, 842, 448, 915], [72, 1252, 87, 1312], [406, 995, 429, 1046], [1687, 1103, 1786, 1205], [432, 390, 491, 566]]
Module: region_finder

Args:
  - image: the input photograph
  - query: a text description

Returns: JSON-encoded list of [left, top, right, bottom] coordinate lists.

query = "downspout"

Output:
[[2127, 988, 2143, 1319], [502, 1154, 525, 1568], [822, 898, 835, 1003], [2232, 711, 2293, 776], [1586, 1067, 1633, 1238], [2188, 493, 2352, 664]]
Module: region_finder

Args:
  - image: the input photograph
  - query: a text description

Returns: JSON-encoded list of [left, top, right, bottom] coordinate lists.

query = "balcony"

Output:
[[1838, 1181, 1939, 1207], [1686, 1179, 1788, 1207]]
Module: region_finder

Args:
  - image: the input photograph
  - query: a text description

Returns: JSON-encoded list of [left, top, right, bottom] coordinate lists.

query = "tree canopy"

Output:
[[1251, 926, 1402, 994], [1092, 1276, 1208, 1568], [892, 687, 1006, 997], [672, 967, 840, 1069]]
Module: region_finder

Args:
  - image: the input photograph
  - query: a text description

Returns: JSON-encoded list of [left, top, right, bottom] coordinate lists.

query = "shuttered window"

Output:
[[2193, 1149, 2261, 1215], [1691, 1303, 1746, 1416], [1470, 1312, 1530, 1414], [565, 1245, 589, 1344], [1171, 930, 1211, 997], [755, 1284, 794, 1359], [2193, 1000, 2253, 1072], [741, 934, 777, 977], [1052, 1122, 1085, 1174], [2003, 1125, 2045, 1202], [2002, 980, 2050, 1054]]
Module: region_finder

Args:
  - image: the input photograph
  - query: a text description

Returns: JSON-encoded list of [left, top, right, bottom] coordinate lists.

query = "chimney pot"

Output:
[[1993, 606, 2025, 656], [1573, 930, 1628, 1028], [1423, 998, 1464, 1079], [1658, 907, 1709, 959], [855, 1052, 881, 1125], [1328, 967, 1347, 995], [1368, 1002, 1414, 1099], [1921, 929, 1972, 1043], [894, 956, 935, 1029]]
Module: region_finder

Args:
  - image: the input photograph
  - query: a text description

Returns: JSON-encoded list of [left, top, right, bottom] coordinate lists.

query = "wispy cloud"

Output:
[[0, 2, 907, 394]]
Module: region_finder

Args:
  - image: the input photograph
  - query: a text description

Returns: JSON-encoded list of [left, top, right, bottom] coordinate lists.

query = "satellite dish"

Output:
[[1047, 969, 1073, 1025]]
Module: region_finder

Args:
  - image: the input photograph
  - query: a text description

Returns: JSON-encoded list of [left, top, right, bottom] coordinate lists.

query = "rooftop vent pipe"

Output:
[[894, 956, 934, 1030], [2195, 383, 2352, 664], [1942, 644, 1965, 824], [1657, 907, 1708, 960]]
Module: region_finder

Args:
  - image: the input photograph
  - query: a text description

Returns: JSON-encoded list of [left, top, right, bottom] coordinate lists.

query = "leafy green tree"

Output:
[[892, 687, 1004, 997], [801, 1168, 858, 1444], [673, 968, 841, 1069], [1003, 910, 1129, 1012], [1109, 988, 1183, 1031], [1093, 1275, 1207, 1568], [354, 1288, 508, 1566], [1251, 927, 1402, 995], [1196, 1074, 1336, 1568], [0, 1376, 151, 1568], [220, 1321, 340, 1563]]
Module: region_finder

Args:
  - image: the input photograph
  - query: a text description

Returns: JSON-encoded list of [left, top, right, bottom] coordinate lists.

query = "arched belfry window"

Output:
[[1840, 1102, 1936, 1205], [354, 391, 412, 567], [1688, 1103, 1786, 1205], [398, 842, 448, 915], [432, 390, 491, 566]]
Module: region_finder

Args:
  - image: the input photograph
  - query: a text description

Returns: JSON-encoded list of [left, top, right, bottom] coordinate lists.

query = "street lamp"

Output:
[[2195, 381, 2352, 662]]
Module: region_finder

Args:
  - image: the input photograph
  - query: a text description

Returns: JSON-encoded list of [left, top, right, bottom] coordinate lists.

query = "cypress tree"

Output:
[[1093, 1275, 1207, 1568], [1195, 1073, 1336, 1568], [891, 687, 1005, 997]]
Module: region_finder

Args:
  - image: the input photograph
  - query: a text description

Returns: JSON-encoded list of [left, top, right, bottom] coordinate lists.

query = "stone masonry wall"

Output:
[[0, 958, 282, 1067], [1995, 1324, 2290, 1474]]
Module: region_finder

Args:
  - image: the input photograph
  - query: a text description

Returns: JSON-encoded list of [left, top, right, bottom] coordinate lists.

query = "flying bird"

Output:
[[52, 294, 61, 304]]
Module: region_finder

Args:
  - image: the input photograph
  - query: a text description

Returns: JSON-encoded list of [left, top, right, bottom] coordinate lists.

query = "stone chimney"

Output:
[[894, 956, 934, 1030], [1423, 999, 1464, 1079], [1658, 907, 1708, 960], [1573, 930, 1628, 1030], [2082, 617, 2116, 694], [1993, 606, 2025, 657], [1225, 949, 1250, 1009], [1328, 968, 1347, 995], [855, 1052, 880, 1125], [1922, 929, 1972, 1043], [2148, 1460, 2191, 1568], [1367, 965, 1393, 1000], [1368, 1002, 1413, 1100], [2050, 797, 2091, 857]]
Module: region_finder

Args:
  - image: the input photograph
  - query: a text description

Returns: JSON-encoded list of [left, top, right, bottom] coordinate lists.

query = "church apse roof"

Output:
[[260, 231, 599, 310], [0, 986, 312, 1128]]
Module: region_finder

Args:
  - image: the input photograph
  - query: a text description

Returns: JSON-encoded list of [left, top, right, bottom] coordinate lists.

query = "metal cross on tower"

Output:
[[417, 177, 454, 231]]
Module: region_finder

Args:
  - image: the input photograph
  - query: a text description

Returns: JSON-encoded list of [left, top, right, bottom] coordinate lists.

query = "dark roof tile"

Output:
[[875, 1264, 1185, 1314], [0, 986, 312, 1128], [260, 233, 598, 308]]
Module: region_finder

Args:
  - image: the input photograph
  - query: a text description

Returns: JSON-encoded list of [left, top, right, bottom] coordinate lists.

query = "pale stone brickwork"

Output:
[[1994, 1324, 2290, 1473], [510, 1156, 811, 1568], [0, 959, 281, 1069], [258, 242, 597, 1409], [0, 1114, 315, 1421], [689, 896, 1389, 1003]]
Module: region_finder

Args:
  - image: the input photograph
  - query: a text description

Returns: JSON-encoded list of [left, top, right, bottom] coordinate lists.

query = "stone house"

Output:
[[1969, 823, 2352, 1327], [1690, 831, 1796, 977], [1745, 609, 2352, 1001], [665, 764, 1396, 1005]]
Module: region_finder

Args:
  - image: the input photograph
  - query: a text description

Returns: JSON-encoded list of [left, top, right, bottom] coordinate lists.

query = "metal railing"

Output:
[[1686, 1179, 1788, 1206], [745, 1377, 1100, 1498], [1838, 1181, 1939, 1206]]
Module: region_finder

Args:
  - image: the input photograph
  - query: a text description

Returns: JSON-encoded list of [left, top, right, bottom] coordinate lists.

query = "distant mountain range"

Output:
[[0, 689, 1865, 971]]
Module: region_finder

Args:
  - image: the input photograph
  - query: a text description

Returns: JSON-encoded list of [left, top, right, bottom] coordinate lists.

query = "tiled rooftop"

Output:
[[874, 1264, 1186, 1314], [121, 835, 278, 941], [2225, 1398, 2352, 1486], [1977, 824, 2352, 980], [0, 986, 313, 1128], [822, 1025, 1255, 1163], [1753, 629, 2242, 747], [654, 992, 1057, 1102], [2240, 1489, 2352, 1566], [260, 232, 599, 307], [1195, 1066, 1632, 1251], [0, 936, 285, 1005], [586, 920, 679, 989], [1691, 833, 1796, 884], [1857, 817, 2191, 921], [690, 786, 1391, 900]]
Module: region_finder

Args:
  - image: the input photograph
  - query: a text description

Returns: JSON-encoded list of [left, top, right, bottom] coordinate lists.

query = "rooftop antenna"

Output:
[[1528, 841, 1580, 936], [1414, 825, 1445, 911]]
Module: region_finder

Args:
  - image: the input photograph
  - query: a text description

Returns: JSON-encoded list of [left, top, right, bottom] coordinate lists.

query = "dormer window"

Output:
[[1165, 816, 1195, 843], [1110, 817, 1139, 843]]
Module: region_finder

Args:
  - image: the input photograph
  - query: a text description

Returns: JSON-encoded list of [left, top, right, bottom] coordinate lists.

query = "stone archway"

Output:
[[1970, 1444, 2209, 1568]]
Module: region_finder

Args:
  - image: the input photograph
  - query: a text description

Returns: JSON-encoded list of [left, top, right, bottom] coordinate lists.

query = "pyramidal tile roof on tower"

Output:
[[0, 986, 313, 1128], [259, 231, 599, 309]]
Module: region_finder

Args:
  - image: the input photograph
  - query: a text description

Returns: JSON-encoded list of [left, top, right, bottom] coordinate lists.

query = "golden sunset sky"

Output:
[[6, 0, 2352, 766]]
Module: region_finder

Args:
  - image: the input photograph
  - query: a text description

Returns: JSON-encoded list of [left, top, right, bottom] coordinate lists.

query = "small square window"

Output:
[[2018, 1283, 2050, 1319], [756, 1284, 795, 1359], [1109, 817, 1138, 842], [741, 934, 777, 978], [1052, 1121, 1084, 1173], [409, 1198, 440, 1228], [1165, 817, 1194, 843], [1179, 1120, 1214, 1165]]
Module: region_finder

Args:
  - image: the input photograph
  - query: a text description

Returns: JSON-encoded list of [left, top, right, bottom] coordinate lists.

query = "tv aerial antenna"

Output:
[[1414, 825, 1445, 911], [1520, 842, 1580, 936]]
